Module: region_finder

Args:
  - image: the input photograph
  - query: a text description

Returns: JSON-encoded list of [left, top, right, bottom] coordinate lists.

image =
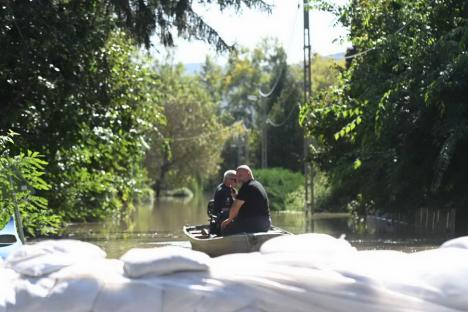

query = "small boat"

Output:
[[183, 224, 291, 257], [0, 216, 23, 259]]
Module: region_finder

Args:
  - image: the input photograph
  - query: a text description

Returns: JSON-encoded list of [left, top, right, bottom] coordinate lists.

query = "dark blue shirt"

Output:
[[213, 183, 234, 215]]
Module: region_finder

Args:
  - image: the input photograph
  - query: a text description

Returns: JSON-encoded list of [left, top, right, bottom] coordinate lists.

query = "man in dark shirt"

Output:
[[209, 170, 237, 235], [220, 165, 271, 235]]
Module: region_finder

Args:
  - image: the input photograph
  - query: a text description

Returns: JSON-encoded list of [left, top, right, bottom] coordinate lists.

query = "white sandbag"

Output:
[[403, 247, 468, 311], [3, 235, 468, 312], [94, 279, 163, 312], [7, 276, 62, 312], [327, 250, 413, 281], [121, 246, 210, 278], [213, 251, 459, 312], [8, 239, 106, 261], [6, 240, 106, 277], [135, 272, 231, 312], [260, 233, 356, 254], [135, 265, 270, 312], [0, 267, 18, 312], [211, 253, 352, 312], [8, 258, 122, 312], [440, 236, 468, 249], [259, 233, 356, 271]]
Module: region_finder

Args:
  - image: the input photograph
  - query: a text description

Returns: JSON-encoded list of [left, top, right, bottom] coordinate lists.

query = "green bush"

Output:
[[255, 168, 304, 211]]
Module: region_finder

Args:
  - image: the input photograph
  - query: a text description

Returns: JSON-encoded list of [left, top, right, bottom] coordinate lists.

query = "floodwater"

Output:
[[63, 193, 454, 258]]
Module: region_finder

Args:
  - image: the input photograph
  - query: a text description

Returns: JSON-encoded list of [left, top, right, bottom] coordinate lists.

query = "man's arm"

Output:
[[220, 199, 244, 230], [228, 199, 244, 220]]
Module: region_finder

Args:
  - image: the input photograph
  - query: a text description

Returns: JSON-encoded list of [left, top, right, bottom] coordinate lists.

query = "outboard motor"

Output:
[[207, 199, 221, 235], [207, 199, 216, 218], [207, 198, 232, 236]]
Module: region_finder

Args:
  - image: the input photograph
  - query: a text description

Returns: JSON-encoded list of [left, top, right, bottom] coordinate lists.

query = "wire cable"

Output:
[[343, 20, 414, 60], [258, 0, 301, 98], [265, 18, 416, 128], [266, 103, 299, 128], [171, 120, 244, 142]]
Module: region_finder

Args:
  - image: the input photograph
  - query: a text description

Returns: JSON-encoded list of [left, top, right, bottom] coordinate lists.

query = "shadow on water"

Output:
[[63, 193, 454, 258]]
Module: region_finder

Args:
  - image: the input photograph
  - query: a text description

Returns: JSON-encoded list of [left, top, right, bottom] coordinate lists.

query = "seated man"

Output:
[[209, 170, 237, 235], [220, 165, 271, 235]]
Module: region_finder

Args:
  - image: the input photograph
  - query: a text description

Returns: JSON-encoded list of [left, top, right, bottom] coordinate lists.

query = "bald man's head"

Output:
[[236, 165, 254, 184]]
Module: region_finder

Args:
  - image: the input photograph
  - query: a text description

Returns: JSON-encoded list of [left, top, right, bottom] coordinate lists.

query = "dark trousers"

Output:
[[221, 216, 271, 236], [209, 210, 229, 235]]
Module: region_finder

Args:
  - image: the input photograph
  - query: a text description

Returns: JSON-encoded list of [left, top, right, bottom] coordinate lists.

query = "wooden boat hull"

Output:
[[0, 216, 22, 259], [183, 224, 290, 257]]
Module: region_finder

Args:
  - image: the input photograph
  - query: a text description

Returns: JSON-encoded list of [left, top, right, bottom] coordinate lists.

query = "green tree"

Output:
[[145, 63, 228, 196], [48, 32, 164, 221], [1, 2, 164, 225], [221, 38, 300, 170], [218, 39, 343, 173], [302, 0, 468, 221], [200, 56, 225, 107], [267, 63, 304, 172]]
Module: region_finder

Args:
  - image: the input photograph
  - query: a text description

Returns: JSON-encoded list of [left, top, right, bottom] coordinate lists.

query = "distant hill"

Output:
[[184, 63, 203, 75], [325, 52, 345, 60]]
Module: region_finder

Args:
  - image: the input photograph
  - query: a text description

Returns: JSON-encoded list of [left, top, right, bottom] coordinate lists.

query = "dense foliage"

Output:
[[48, 32, 163, 222], [301, 0, 468, 219]]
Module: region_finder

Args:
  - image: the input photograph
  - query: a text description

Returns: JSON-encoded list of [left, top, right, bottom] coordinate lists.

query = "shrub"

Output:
[[255, 168, 304, 211]]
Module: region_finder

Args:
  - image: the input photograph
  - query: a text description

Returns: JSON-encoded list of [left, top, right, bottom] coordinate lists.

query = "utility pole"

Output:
[[236, 134, 246, 166], [249, 94, 268, 168], [245, 132, 250, 165], [261, 109, 268, 168], [303, 0, 314, 218]]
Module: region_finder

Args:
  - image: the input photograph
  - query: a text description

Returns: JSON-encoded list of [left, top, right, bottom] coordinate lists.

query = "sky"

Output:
[[151, 0, 350, 65]]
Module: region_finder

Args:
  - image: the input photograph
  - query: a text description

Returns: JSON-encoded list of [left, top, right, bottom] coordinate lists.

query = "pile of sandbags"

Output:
[[1, 234, 468, 311]]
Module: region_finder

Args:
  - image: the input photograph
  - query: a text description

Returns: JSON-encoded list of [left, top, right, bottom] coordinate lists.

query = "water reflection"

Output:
[[63, 193, 452, 258]]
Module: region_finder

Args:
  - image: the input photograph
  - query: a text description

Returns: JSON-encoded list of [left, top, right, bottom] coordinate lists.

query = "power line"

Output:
[[266, 103, 299, 128], [252, 0, 301, 130], [266, 19, 416, 128], [171, 120, 244, 142], [258, 0, 301, 98], [344, 20, 414, 60]]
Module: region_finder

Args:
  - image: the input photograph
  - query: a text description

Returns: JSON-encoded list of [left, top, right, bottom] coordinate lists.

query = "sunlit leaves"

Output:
[[353, 158, 362, 170], [334, 116, 362, 141], [0, 132, 58, 236]]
